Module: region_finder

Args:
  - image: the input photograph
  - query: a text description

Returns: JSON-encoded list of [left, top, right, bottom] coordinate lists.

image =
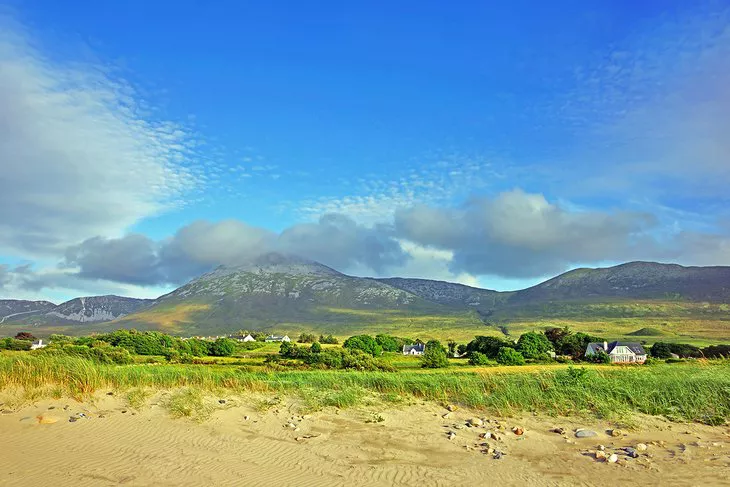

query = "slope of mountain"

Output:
[[376, 277, 510, 308], [14, 295, 154, 325], [511, 262, 730, 304], [0, 299, 56, 323]]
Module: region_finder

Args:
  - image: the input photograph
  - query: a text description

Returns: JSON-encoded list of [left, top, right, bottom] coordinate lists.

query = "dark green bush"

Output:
[[468, 351, 490, 366], [343, 335, 383, 356], [496, 347, 525, 366]]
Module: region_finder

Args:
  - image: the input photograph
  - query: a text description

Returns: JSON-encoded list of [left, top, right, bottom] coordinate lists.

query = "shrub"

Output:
[[496, 347, 525, 366], [310, 342, 322, 353], [208, 338, 236, 357], [375, 334, 412, 352], [587, 350, 611, 364], [14, 332, 36, 341], [421, 340, 449, 368], [343, 335, 383, 356], [0, 338, 32, 351], [703, 345, 730, 358], [516, 332, 553, 359], [466, 336, 514, 359], [650, 342, 673, 359], [298, 333, 317, 343], [468, 351, 489, 366], [319, 334, 339, 344]]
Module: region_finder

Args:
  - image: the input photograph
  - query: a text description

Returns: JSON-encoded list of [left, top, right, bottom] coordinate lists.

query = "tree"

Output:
[[447, 340, 457, 357], [587, 350, 611, 364], [516, 332, 553, 359], [496, 347, 525, 366], [544, 327, 572, 349], [468, 351, 489, 366], [421, 340, 449, 368], [310, 342, 322, 353], [208, 338, 236, 357], [298, 333, 317, 343], [559, 332, 605, 359], [343, 335, 383, 356], [319, 334, 339, 344], [466, 336, 513, 359], [650, 342, 673, 359], [456, 344, 468, 356], [14, 332, 35, 341]]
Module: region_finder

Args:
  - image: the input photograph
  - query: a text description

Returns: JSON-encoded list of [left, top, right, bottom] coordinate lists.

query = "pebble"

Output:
[[624, 447, 639, 458], [595, 450, 607, 461], [636, 443, 648, 452], [550, 427, 565, 434], [68, 416, 78, 423], [467, 418, 484, 427], [575, 429, 598, 438], [447, 431, 457, 440], [218, 399, 226, 404], [243, 415, 250, 421], [442, 412, 452, 419], [454, 424, 465, 430], [598, 445, 605, 451], [493, 450, 504, 460], [607, 454, 619, 463], [446, 404, 457, 412], [285, 422, 297, 429], [610, 429, 624, 437], [512, 427, 524, 436]]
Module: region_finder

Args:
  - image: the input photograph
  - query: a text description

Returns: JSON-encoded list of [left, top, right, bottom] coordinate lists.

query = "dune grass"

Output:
[[1, 353, 728, 425]]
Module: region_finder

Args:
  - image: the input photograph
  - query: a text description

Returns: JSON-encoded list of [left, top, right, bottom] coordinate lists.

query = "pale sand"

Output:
[[1, 393, 729, 486]]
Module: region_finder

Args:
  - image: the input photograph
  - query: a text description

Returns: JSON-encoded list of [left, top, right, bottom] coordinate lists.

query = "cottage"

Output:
[[585, 341, 647, 364], [30, 339, 47, 350], [231, 334, 256, 342], [402, 343, 426, 356], [265, 335, 291, 342]]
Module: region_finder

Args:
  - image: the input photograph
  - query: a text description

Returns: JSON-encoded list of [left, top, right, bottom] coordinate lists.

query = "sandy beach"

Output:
[[1, 392, 729, 487]]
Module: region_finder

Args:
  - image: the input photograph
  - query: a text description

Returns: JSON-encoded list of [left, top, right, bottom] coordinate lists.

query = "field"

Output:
[[1, 351, 728, 425]]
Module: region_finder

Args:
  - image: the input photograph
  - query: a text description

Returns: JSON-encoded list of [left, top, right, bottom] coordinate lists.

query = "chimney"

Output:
[[603, 341, 608, 351]]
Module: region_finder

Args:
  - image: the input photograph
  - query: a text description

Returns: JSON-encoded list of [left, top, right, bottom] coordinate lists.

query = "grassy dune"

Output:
[[1, 353, 728, 425]]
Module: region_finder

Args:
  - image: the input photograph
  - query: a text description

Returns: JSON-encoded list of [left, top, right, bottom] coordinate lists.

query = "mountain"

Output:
[[510, 262, 730, 304], [2, 258, 730, 339], [10, 295, 153, 325], [0, 299, 56, 323], [117, 252, 454, 334]]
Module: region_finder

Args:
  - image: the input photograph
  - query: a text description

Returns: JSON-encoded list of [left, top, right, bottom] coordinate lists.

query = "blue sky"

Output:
[[1, 1, 729, 302]]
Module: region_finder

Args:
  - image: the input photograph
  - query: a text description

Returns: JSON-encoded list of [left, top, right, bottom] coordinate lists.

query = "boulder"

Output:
[[512, 427, 524, 436], [607, 454, 619, 463], [575, 429, 598, 438]]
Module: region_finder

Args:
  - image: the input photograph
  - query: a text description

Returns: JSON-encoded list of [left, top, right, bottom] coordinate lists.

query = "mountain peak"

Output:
[[203, 252, 342, 280]]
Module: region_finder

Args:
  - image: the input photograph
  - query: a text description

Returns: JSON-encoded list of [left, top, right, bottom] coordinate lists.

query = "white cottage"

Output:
[[265, 335, 291, 342], [585, 341, 647, 364], [30, 339, 47, 350], [402, 343, 426, 356]]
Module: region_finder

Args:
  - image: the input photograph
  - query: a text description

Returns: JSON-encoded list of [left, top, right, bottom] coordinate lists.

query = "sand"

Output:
[[1, 393, 729, 486]]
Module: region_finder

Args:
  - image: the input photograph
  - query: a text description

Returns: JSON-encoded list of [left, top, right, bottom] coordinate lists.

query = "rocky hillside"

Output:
[[0, 299, 56, 323], [376, 277, 510, 309], [10, 295, 153, 325], [511, 262, 730, 304]]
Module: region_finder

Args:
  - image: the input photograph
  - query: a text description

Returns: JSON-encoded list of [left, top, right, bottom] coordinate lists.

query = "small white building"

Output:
[[402, 343, 425, 356], [585, 341, 647, 364], [30, 339, 47, 350], [265, 335, 291, 342], [242, 334, 256, 342]]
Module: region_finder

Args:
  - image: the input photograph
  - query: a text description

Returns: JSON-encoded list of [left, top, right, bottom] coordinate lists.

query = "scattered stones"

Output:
[[550, 427, 565, 435], [636, 443, 648, 451], [479, 432, 492, 440], [68, 416, 78, 423], [447, 431, 457, 440], [610, 429, 624, 437], [598, 445, 605, 451], [493, 450, 504, 460], [285, 422, 297, 429], [37, 415, 59, 424], [595, 450, 607, 461], [512, 427, 524, 436], [607, 454, 619, 464], [467, 418, 484, 427], [623, 447, 639, 458], [446, 404, 457, 412], [575, 429, 598, 438]]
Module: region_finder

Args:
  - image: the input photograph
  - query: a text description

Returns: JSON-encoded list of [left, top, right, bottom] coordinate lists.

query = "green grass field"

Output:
[[1, 351, 728, 425]]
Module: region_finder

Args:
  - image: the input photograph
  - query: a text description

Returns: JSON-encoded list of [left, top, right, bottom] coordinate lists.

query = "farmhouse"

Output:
[[30, 339, 47, 350], [585, 341, 647, 364], [265, 335, 291, 343], [231, 334, 256, 342], [402, 343, 426, 356]]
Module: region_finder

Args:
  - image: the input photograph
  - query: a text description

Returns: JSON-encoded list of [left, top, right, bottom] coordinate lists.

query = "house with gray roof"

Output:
[[402, 343, 425, 356], [585, 341, 647, 364]]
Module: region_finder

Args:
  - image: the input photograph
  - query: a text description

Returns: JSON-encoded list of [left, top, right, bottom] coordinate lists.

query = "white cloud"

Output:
[[0, 17, 205, 257]]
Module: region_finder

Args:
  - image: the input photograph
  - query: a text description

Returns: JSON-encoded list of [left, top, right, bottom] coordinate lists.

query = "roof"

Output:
[[587, 341, 646, 355], [403, 343, 426, 353]]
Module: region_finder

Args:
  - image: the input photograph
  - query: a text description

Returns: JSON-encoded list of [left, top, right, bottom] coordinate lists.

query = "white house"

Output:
[[402, 343, 425, 356], [265, 335, 291, 342], [585, 341, 647, 364], [242, 334, 256, 342], [30, 339, 47, 350]]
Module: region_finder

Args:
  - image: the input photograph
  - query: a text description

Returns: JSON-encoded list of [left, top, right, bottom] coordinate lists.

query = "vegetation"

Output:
[[0, 338, 32, 351], [319, 334, 339, 344], [496, 347, 525, 366], [650, 342, 702, 359], [467, 351, 490, 366], [297, 333, 317, 343], [420, 340, 449, 369], [516, 332, 553, 359], [342, 335, 383, 356], [2, 353, 728, 424]]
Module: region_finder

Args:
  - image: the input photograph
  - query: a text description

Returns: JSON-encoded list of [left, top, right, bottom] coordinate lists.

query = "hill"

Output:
[[0, 299, 56, 323], [8, 296, 153, 325]]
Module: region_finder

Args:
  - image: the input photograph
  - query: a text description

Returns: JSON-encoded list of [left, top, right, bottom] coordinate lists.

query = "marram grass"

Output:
[[1, 353, 728, 424]]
